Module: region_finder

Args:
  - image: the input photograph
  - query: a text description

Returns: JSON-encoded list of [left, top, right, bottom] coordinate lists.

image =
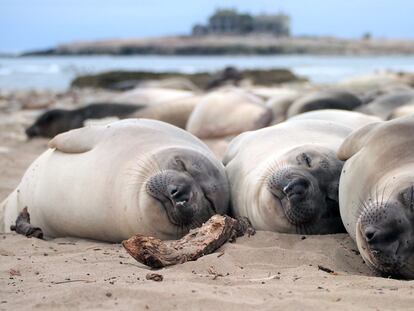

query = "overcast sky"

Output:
[[1, 0, 413, 52]]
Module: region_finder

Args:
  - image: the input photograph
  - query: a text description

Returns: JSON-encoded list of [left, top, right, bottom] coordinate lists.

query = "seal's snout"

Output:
[[363, 226, 378, 244], [168, 184, 191, 204], [267, 170, 320, 226], [283, 177, 309, 202], [359, 222, 402, 268], [357, 202, 414, 277], [25, 126, 38, 138]]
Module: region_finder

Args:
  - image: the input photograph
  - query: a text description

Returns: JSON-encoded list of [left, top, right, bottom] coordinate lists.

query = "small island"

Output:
[[22, 9, 414, 56]]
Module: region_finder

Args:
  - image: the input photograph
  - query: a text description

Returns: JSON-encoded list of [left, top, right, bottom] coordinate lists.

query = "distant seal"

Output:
[[287, 90, 362, 117], [387, 104, 414, 120], [2, 119, 230, 242], [338, 72, 414, 95], [223, 120, 352, 234], [356, 90, 414, 119], [338, 116, 414, 278], [130, 95, 202, 129], [186, 89, 272, 139], [358, 84, 412, 105], [266, 92, 301, 124], [113, 87, 194, 105], [289, 109, 381, 129], [25, 103, 143, 138]]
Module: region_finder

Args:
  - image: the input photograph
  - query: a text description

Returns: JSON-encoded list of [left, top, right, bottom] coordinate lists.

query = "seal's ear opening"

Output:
[[337, 122, 381, 161]]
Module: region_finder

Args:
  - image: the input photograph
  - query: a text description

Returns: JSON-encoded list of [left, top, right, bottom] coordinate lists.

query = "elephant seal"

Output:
[[114, 87, 194, 105], [289, 109, 381, 130], [130, 95, 202, 129], [357, 90, 414, 119], [338, 72, 414, 94], [267, 92, 301, 124], [387, 104, 414, 120], [338, 116, 414, 278], [25, 103, 143, 138], [2, 119, 230, 242], [359, 84, 412, 105], [186, 89, 272, 139], [223, 120, 351, 234], [287, 90, 362, 117]]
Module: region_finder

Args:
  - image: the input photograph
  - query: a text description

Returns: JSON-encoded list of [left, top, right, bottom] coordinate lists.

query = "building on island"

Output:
[[192, 9, 290, 36]]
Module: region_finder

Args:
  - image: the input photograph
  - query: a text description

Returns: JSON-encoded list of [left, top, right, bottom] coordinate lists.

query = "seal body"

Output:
[[114, 87, 194, 105], [388, 104, 414, 120], [289, 109, 381, 130], [25, 103, 143, 138], [186, 89, 272, 139], [223, 120, 352, 234], [130, 95, 202, 129], [2, 119, 229, 242], [357, 90, 414, 119], [287, 90, 362, 117], [266, 92, 300, 124], [338, 116, 414, 278]]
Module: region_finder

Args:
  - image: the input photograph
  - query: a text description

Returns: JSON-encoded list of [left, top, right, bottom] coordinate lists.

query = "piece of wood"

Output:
[[122, 215, 254, 268], [10, 207, 43, 239]]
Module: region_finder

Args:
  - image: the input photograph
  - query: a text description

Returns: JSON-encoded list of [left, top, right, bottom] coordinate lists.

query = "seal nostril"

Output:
[[364, 227, 376, 243], [168, 184, 191, 204], [168, 185, 180, 198], [283, 178, 309, 198]]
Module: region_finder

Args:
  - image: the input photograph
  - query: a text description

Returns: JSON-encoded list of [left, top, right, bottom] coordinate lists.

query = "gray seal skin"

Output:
[[356, 90, 414, 119], [25, 103, 144, 138], [287, 90, 362, 117], [223, 120, 353, 234], [2, 119, 230, 242], [338, 116, 414, 278]]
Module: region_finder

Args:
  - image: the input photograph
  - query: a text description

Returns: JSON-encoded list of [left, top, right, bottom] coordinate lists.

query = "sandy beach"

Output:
[[1, 90, 414, 310]]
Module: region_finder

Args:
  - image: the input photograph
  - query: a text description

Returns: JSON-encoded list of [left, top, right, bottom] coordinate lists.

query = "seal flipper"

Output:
[[337, 122, 381, 161], [48, 125, 104, 154]]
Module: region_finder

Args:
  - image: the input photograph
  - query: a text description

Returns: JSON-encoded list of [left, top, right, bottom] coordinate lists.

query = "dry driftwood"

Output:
[[122, 215, 254, 268], [10, 207, 43, 239]]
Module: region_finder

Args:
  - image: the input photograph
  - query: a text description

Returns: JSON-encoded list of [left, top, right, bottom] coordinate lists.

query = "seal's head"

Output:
[[264, 145, 345, 234], [356, 184, 414, 279], [145, 148, 229, 234], [26, 109, 82, 138]]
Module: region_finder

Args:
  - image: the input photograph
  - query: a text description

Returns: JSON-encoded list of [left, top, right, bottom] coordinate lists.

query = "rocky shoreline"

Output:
[[22, 35, 414, 56], [70, 68, 305, 90]]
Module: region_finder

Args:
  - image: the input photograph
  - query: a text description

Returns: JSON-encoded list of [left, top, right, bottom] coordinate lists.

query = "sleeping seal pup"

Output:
[[338, 116, 414, 278], [2, 119, 230, 242], [223, 119, 353, 234]]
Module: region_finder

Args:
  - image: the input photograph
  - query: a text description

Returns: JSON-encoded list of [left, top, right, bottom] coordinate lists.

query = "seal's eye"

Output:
[[298, 153, 312, 168], [399, 186, 414, 210], [174, 157, 187, 172]]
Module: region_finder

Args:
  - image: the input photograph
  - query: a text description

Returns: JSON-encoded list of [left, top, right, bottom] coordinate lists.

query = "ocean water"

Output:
[[1, 55, 414, 91]]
